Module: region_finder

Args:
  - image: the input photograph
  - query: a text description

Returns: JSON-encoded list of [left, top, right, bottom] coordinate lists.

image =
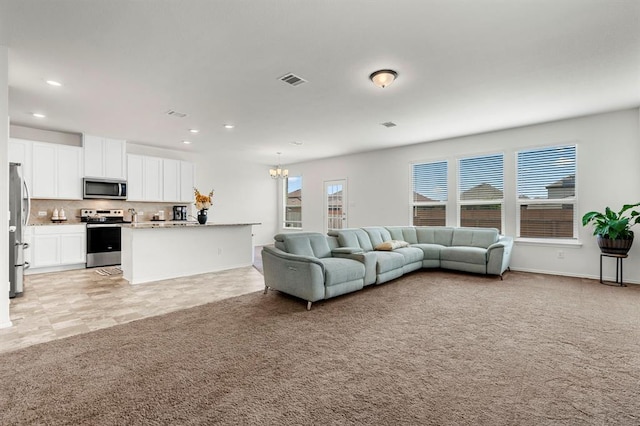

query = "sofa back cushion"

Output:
[[274, 233, 332, 258], [385, 226, 418, 244], [451, 228, 499, 248], [416, 227, 454, 246], [363, 227, 393, 248], [331, 228, 374, 252]]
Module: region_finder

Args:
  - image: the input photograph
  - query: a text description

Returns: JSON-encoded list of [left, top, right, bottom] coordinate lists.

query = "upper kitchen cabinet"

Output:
[[8, 138, 33, 190], [129, 154, 196, 202], [83, 134, 127, 179], [163, 159, 196, 202], [127, 154, 162, 201], [162, 158, 180, 202], [31, 142, 83, 199]]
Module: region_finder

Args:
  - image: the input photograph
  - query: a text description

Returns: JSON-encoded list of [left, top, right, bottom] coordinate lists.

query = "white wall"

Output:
[[1, 44, 11, 328], [284, 108, 640, 283], [195, 159, 278, 247]]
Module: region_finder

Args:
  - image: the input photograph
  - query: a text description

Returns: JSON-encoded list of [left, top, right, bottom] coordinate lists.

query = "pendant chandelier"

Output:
[[269, 152, 289, 179]]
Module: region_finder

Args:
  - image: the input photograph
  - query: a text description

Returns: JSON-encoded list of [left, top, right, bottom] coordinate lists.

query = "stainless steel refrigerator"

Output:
[[9, 162, 30, 298]]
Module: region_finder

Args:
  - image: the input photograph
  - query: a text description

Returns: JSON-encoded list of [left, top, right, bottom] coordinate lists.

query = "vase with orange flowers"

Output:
[[194, 188, 214, 224]]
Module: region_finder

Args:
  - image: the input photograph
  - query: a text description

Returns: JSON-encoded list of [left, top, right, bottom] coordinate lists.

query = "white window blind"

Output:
[[517, 145, 576, 238], [458, 153, 504, 231], [284, 176, 302, 229], [411, 161, 447, 226]]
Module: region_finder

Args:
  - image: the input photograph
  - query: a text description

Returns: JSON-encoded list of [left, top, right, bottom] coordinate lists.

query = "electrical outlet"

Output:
[[557, 250, 565, 259], [38, 211, 47, 216]]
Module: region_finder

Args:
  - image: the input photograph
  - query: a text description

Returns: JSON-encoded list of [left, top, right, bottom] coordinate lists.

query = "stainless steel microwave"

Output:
[[83, 178, 127, 200]]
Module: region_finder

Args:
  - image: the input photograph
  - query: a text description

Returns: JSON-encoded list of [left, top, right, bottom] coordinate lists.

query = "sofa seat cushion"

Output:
[[440, 246, 487, 265], [412, 243, 446, 261], [317, 258, 365, 286], [393, 247, 424, 264], [373, 251, 405, 274]]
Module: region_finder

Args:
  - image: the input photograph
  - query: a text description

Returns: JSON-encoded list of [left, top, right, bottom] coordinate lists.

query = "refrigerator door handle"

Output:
[[23, 180, 31, 226]]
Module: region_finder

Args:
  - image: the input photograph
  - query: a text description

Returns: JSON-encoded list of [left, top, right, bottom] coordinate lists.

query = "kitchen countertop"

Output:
[[28, 221, 84, 226], [123, 221, 260, 229]]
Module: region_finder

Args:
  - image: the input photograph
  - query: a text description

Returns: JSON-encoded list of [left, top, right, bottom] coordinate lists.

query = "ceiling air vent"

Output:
[[166, 109, 188, 118], [381, 121, 397, 128], [279, 73, 307, 87]]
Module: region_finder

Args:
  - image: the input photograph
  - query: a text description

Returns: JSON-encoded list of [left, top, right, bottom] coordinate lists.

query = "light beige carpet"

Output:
[[1, 271, 639, 425]]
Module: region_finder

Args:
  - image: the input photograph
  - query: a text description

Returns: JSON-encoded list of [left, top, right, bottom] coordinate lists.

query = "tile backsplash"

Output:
[[29, 199, 195, 224]]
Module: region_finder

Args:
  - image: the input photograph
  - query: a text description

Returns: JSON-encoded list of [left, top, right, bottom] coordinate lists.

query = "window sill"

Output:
[[515, 238, 582, 248]]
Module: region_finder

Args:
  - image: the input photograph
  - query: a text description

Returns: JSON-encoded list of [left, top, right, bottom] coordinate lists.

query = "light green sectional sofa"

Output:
[[262, 226, 513, 310]]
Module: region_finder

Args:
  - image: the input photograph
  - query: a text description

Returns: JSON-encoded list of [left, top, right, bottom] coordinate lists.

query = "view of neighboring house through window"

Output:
[[284, 176, 302, 228], [458, 153, 504, 232], [517, 145, 576, 238], [411, 160, 447, 226]]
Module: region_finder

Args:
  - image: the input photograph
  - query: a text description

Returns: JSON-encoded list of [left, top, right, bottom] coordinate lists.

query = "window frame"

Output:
[[515, 143, 578, 241], [456, 152, 505, 232], [410, 159, 448, 227], [283, 175, 302, 229]]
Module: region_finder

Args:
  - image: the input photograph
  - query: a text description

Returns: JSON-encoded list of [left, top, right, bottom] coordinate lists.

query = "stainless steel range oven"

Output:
[[81, 209, 127, 268]]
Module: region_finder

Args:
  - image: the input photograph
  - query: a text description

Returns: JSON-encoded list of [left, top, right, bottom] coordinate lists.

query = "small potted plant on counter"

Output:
[[582, 202, 640, 255]]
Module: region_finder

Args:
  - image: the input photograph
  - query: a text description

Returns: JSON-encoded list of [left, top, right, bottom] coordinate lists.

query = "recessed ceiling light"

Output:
[[182, 140, 192, 145], [46, 80, 62, 87], [189, 129, 199, 133], [290, 141, 303, 146], [32, 113, 46, 118], [224, 124, 235, 129]]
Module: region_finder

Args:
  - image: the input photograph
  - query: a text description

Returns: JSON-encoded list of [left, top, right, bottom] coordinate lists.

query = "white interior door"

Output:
[[324, 179, 347, 233]]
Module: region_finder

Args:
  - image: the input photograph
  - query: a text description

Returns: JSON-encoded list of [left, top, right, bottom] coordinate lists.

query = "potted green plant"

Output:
[[582, 203, 640, 254]]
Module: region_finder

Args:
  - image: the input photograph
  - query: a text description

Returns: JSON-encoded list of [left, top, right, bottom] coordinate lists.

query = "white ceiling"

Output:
[[5, 0, 640, 166]]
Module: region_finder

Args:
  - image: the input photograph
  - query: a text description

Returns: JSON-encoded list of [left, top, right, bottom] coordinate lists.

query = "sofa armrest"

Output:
[[261, 246, 326, 302], [332, 250, 377, 286], [486, 236, 514, 276]]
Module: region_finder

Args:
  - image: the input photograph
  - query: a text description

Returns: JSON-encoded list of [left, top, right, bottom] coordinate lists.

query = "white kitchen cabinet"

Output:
[[179, 160, 196, 202], [57, 145, 83, 199], [8, 138, 33, 191], [83, 134, 126, 179], [127, 154, 163, 201], [31, 142, 82, 199], [127, 154, 144, 200], [144, 157, 163, 201], [29, 225, 86, 270], [162, 158, 180, 201], [32, 143, 57, 198]]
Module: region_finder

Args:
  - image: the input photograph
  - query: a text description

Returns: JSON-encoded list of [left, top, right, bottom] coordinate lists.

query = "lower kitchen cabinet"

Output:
[[28, 225, 86, 272]]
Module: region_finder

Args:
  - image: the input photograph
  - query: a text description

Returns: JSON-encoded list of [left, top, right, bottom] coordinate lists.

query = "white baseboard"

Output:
[[509, 267, 639, 285]]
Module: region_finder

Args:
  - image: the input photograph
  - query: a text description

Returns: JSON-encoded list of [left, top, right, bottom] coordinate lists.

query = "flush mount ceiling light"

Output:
[[46, 80, 62, 87], [369, 69, 398, 88], [269, 152, 289, 179], [224, 124, 235, 129], [189, 129, 199, 133], [182, 140, 192, 145], [32, 113, 46, 118]]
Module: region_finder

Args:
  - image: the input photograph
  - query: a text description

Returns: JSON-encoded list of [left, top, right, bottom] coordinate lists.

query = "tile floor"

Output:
[[0, 252, 266, 354]]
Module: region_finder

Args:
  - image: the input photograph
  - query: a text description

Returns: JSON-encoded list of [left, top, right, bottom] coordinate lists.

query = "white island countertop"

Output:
[[121, 222, 260, 284], [124, 221, 260, 229]]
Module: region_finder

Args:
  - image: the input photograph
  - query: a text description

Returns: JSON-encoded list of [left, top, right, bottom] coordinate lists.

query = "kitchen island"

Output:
[[121, 221, 259, 284]]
